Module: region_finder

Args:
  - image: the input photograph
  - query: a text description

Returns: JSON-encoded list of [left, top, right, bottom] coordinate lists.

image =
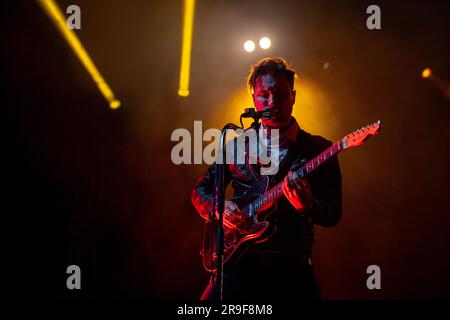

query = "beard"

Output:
[[262, 114, 292, 129]]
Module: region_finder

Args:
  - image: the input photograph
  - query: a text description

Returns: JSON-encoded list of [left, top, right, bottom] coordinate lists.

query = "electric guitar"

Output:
[[201, 120, 382, 272]]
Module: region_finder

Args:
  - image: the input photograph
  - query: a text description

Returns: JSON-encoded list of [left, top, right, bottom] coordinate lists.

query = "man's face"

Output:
[[252, 73, 296, 128]]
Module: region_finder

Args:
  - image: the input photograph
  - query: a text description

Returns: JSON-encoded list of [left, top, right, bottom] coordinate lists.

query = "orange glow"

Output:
[[421, 68, 432, 79], [213, 77, 338, 139]]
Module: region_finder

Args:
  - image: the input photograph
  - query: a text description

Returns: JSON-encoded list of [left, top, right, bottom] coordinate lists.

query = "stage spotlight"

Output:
[[109, 100, 121, 109], [178, 0, 196, 97], [421, 68, 432, 79], [39, 0, 121, 109], [259, 37, 271, 49], [244, 40, 255, 52]]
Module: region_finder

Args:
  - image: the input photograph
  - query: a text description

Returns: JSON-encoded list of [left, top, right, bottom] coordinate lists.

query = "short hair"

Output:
[[247, 57, 296, 93]]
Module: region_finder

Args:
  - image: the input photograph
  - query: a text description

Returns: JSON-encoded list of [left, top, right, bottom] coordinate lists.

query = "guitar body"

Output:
[[199, 120, 382, 273], [201, 176, 277, 272]]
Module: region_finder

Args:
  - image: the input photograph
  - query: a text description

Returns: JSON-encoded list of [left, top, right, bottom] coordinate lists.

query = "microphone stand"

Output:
[[211, 108, 273, 301], [211, 122, 240, 301]]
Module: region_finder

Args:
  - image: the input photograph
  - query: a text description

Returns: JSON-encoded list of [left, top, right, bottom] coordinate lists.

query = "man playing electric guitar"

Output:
[[192, 57, 342, 300]]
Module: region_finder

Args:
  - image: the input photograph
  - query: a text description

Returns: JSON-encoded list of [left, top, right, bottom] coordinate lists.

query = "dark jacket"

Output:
[[191, 127, 342, 259]]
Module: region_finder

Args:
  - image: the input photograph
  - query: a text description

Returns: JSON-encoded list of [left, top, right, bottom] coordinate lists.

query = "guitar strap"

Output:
[[269, 131, 303, 188]]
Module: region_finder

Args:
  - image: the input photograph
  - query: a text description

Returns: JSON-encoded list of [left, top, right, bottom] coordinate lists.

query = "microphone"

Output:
[[241, 107, 278, 120]]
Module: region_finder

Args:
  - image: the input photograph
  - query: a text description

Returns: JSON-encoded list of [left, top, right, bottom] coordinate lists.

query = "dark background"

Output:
[[2, 0, 449, 299]]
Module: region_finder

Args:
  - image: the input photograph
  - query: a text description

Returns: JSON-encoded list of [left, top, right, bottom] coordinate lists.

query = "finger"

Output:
[[225, 210, 238, 223], [283, 180, 293, 199], [283, 177, 289, 194], [289, 171, 296, 186], [299, 179, 312, 196], [224, 204, 234, 214], [228, 202, 238, 211], [225, 210, 240, 223], [224, 202, 234, 211], [229, 203, 244, 218], [223, 212, 238, 227], [218, 212, 236, 229], [229, 204, 244, 219], [290, 186, 298, 197], [292, 171, 302, 184], [282, 180, 288, 196], [223, 218, 236, 229], [284, 176, 293, 191], [226, 209, 245, 225], [287, 177, 301, 196], [290, 172, 301, 189]]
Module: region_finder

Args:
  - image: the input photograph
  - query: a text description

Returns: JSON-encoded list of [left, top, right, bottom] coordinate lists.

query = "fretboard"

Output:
[[248, 140, 343, 213]]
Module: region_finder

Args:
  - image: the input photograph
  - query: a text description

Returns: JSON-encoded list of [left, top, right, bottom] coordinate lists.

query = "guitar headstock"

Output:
[[341, 120, 382, 149]]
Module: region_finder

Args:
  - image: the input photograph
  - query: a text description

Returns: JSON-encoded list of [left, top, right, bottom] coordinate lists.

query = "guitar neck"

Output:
[[250, 140, 344, 212]]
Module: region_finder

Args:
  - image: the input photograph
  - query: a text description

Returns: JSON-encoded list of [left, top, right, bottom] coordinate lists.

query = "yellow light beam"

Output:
[[38, 0, 121, 109], [178, 0, 196, 97]]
